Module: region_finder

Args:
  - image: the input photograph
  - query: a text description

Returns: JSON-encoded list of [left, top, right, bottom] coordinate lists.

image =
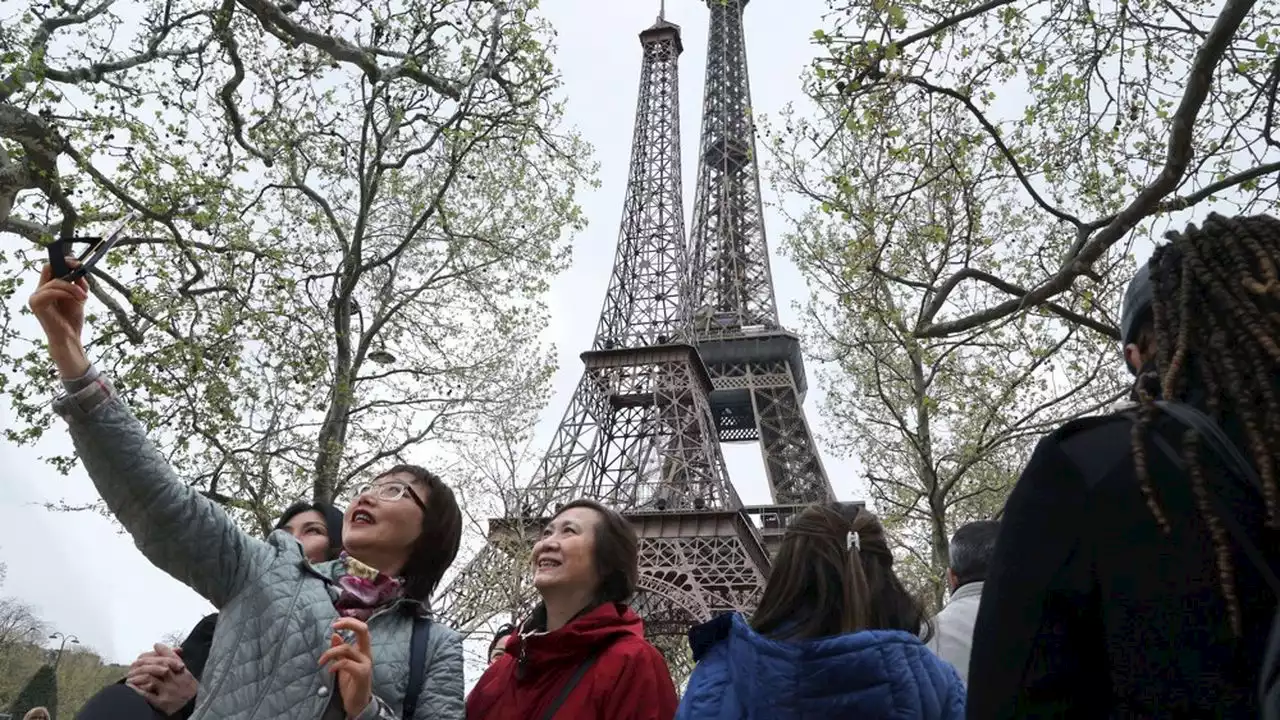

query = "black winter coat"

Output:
[[126, 613, 218, 719], [967, 410, 1278, 718]]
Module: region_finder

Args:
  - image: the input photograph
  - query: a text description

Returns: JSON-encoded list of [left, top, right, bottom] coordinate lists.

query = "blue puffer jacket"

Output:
[[675, 613, 965, 720]]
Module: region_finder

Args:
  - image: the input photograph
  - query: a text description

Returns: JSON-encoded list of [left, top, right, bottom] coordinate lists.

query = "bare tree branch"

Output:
[[0, 0, 592, 531], [807, 0, 1277, 340]]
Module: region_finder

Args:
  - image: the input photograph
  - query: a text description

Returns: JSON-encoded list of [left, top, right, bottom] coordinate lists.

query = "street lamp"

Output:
[[49, 632, 79, 669], [342, 297, 397, 366], [368, 345, 396, 365]]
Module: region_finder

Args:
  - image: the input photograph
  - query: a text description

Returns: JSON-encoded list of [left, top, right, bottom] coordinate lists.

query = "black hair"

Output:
[[1133, 212, 1280, 634], [275, 501, 345, 560], [752, 503, 932, 642], [751, 503, 871, 640], [489, 623, 516, 656]]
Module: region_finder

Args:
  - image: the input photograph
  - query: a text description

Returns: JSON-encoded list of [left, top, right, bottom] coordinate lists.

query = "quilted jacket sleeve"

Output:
[[355, 696, 403, 720], [53, 366, 273, 608]]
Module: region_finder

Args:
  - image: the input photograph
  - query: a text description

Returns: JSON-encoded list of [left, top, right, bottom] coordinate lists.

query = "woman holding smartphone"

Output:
[[31, 262, 467, 720]]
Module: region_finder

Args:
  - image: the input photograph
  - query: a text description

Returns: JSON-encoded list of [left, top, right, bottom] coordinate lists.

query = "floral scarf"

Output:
[[334, 553, 405, 621]]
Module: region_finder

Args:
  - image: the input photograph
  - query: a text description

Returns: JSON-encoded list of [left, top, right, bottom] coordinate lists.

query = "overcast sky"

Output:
[[0, 0, 854, 665]]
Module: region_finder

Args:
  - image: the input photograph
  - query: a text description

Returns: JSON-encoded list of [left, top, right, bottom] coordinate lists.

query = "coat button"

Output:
[[318, 686, 329, 697]]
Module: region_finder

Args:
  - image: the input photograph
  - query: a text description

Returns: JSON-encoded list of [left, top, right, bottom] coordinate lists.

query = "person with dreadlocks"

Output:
[[965, 213, 1280, 718]]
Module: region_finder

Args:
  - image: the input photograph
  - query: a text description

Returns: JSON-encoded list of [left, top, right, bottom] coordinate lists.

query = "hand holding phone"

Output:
[[30, 259, 91, 379], [49, 211, 136, 281]]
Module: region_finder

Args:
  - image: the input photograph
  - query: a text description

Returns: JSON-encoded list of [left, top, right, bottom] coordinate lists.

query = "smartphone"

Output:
[[56, 212, 136, 281]]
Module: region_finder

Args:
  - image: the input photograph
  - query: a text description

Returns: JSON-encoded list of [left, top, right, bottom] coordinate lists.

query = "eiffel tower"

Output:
[[687, 0, 832, 506], [434, 0, 836, 676]]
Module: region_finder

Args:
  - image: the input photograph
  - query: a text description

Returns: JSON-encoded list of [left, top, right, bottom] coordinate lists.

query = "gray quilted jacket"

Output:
[[53, 367, 465, 720]]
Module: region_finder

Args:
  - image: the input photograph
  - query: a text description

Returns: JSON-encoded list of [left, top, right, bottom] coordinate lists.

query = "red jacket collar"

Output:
[[510, 602, 644, 672]]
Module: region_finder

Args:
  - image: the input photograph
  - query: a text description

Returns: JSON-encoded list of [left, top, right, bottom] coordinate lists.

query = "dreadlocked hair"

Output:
[[1133, 212, 1280, 634]]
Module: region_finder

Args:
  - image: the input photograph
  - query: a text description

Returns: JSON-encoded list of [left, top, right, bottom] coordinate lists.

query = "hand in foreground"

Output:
[[319, 617, 374, 718], [28, 260, 90, 379], [126, 643, 198, 715]]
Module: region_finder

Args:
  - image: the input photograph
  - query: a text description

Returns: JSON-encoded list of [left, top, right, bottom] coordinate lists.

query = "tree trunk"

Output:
[[928, 499, 949, 608], [314, 296, 357, 504], [910, 338, 948, 609]]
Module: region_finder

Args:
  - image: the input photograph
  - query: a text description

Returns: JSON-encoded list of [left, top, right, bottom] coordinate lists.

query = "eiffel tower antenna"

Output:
[[433, 11, 776, 679], [689, 0, 835, 505], [659, 0, 666, 21]]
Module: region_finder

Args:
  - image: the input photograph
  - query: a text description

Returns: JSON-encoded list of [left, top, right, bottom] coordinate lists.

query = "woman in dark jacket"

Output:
[[967, 213, 1280, 717], [676, 503, 964, 719], [78, 502, 345, 719], [466, 499, 678, 719]]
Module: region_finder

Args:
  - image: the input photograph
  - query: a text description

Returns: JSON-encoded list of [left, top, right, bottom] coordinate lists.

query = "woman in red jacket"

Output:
[[466, 499, 678, 719]]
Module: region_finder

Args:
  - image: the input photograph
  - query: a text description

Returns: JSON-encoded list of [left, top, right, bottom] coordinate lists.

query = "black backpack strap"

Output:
[[539, 646, 604, 720], [402, 616, 431, 720], [1143, 404, 1280, 598], [1153, 402, 1267, 497]]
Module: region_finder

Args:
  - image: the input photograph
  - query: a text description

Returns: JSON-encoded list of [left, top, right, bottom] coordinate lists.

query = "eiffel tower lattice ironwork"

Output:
[[688, 0, 834, 507], [434, 9, 767, 659], [433, 1, 838, 677]]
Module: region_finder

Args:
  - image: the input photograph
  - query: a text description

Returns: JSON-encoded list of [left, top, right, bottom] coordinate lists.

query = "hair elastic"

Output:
[[847, 530, 860, 551]]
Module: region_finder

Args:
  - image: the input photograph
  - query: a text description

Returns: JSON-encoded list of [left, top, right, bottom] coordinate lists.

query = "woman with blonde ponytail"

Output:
[[675, 503, 965, 719]]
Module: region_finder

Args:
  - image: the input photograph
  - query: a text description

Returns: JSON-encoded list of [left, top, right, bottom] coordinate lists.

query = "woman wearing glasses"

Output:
[[28, 264, 466, 720]]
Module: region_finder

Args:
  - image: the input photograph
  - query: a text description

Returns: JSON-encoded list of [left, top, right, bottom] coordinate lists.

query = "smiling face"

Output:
[[532, 506, 602, 595], [342, 472, 427, 574], [281, 509, 332, 563]]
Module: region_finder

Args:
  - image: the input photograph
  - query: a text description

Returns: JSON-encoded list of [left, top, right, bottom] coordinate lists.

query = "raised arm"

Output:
[[31, 262, 272, 608], [55, 367, 273, 606]]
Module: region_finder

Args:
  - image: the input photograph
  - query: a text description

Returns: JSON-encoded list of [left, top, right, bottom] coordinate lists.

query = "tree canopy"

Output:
[[772, 96, 1127, 601], [807, 0, 1280, 339], [0, 0, 593, 526], [760, 0, 1280, 594]]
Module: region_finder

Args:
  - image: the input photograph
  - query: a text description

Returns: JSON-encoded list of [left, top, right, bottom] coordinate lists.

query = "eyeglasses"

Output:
[[353, 481, 427, 511]]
